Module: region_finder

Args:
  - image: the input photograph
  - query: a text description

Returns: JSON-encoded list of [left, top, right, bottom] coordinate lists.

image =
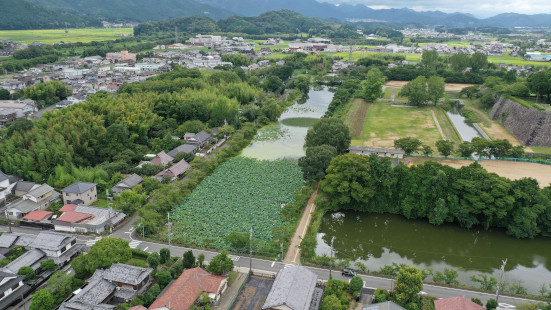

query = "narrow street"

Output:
[[283, 187, 318, 264]]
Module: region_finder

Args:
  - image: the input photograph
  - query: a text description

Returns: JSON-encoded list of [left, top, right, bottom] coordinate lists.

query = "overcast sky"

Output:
[[320, 0, 551, 18]]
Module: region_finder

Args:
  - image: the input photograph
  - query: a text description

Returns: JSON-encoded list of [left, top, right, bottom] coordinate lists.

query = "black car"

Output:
[[342, 269, 356, 277]]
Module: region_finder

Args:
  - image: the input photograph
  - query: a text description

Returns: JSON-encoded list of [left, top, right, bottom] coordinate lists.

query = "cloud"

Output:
[[319, 0, 551, 17]]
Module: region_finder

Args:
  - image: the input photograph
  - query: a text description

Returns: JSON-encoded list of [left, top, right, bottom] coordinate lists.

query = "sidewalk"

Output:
[[283, 188, 318, 264], [214, 271, 248, 310]]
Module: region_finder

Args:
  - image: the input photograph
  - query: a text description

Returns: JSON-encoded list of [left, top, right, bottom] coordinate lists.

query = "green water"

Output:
[[241, 87, 334, 160], [316, 212, 551, 292]]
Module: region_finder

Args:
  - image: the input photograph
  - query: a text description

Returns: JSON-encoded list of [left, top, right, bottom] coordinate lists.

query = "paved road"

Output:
[[283, 188, 317, 264], [1, 225, 539, 307]]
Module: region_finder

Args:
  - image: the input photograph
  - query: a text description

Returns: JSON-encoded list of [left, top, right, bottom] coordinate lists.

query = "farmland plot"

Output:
[[171, 156, 303, 249]]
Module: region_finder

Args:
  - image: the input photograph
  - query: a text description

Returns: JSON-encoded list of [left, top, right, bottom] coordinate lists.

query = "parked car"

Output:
[[342, 269, 356, 277]]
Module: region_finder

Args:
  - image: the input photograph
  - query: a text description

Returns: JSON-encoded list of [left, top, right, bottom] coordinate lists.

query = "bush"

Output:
[[18, 266, 35, 280], [40, 259, 57, 271], [471, 298, 483, 306], [126, 258, 148, 268], [486, 299, 498, 310], [131, 248, 150, 259]]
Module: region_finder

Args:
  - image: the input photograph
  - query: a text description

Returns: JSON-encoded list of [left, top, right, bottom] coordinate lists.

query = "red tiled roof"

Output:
[[56, 211, 93, 223], [129, 306, 147, 310], [149, 267, 227, 310], [59, 204, 77, 212], [22, 210, 53, 221], [435, 296, 485, 310]]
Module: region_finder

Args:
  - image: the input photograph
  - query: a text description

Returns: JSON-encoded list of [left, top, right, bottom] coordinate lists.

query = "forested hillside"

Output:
[[0, 0, 101, 30]]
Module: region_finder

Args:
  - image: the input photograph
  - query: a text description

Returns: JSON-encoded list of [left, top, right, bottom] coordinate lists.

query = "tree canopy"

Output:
[[305, 118, 351, 154]]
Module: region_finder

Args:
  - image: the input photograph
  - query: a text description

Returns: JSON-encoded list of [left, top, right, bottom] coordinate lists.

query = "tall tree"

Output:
[[420, 51, 440, 71], [305, 118, 351, 154], [427, 76, 445, 105], [206, 251, 234, 275], [30, 289, 56, 310], [183, 250, 196, 269], [436, 140, 454, 157], [394, 137, 422, 154], [394, 266, 424, 304], [399, 76, 429, 106], [359, 68, 386, 102], [470, 52, 488, 72], [298, 144, 338, 181]]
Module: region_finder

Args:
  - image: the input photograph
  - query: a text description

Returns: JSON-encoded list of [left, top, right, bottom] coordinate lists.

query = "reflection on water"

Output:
[[241, 87, 334, 160], [446, 107, 482, 142], [316, 211, 551, 292]]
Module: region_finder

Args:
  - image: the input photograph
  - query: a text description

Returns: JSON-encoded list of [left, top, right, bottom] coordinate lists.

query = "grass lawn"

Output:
[[228, 271, 239, 286], [383, 87, 394, 99], [92, 199, 108, 209], [349, 101, 441, 150], [529, 147, 551, 155], [433, 107, 462, 144], [487, 53, 551, 68], [0, 28, 133, 44]]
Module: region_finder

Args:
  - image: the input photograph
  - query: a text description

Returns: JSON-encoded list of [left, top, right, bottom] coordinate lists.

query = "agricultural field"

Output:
[[171, 156, 303, 250], [0, 28, 133, 44], [487, 53, 551, 68], [348, 101, 442, 149]]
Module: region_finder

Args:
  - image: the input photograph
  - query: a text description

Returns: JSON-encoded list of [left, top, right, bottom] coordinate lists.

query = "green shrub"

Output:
[[126, 258, 148, 268], [131, 248, 150, 259]]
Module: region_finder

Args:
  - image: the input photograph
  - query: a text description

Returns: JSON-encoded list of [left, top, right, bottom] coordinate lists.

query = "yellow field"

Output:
[[0, 28, 133, 44]]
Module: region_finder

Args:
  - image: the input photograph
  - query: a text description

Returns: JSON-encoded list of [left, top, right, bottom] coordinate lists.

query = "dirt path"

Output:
[[283, 188, 318, 264], [391, 88, 397, 102], [385, 80, 475, 91], [431, 108, 446, 139], [407, 157, 551, 188], [347, 99, 370, 139]]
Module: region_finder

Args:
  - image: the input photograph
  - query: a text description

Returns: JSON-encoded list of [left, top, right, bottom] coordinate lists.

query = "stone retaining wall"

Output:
[[489, 96, 551, 147]]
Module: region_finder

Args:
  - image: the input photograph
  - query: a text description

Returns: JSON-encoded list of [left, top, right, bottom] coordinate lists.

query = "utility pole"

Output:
[[280, 243, 283, 262], [329, 236, 335, 279], [167, 213, 173, 250], [249, 227, 253, 274], [106, 190, 113, 233], [495, 258, 508, 303]]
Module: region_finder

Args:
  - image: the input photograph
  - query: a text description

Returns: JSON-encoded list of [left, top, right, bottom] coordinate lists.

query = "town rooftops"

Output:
[[57, 211, 93, 223], [103, 263, 152, 286], [262, 265, 318, 310], [60, 204, 78, 212], [167, 144, 197, 158], [112, 174, 144, 194], [434, 296, 485, 310], [0, 170, 9, 183], [4, 248, 45, 273], [30, 231, 75, 251], [150, 151, 174, 166], [349, 146, 405, 154], [61, 182, 97, 194], [0, 233, 34, 250], [156, 159, 191, 179], [14, 181, 37, 193], [57, 205, 126, 226], [363, 301, 407, 310], [27, 184, 54, 198], [188, 130, 212, 144], [22, 210, 53, 221], [149, 267, 227, 310]]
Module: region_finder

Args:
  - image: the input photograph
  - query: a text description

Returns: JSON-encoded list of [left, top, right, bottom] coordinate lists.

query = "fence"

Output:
[[409, 154, 551, 166], [225, 272, 250, 310]]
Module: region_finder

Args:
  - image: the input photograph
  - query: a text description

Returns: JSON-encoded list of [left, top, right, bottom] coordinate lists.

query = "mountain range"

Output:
[[2, 0, 551, 30]]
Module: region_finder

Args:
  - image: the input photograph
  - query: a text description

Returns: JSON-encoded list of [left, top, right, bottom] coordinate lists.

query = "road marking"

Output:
[[271, 261, 275, 267], [228, 255, 240, 262], [129, 241, 141, 249], [143, 247, 148, 251], [85, 236, 102, 246], [283, 264, 295, 269], [129, 227, 135, 232]]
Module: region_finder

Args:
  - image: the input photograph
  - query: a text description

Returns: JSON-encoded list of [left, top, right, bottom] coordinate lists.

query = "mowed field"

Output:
[[407, 157, 551, 188], [346, 100, 442, 149], [0, 28, 133, 43]]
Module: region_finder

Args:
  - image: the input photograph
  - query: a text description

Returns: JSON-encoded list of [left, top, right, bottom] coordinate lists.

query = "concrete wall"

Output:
[[489, 96, 551, 147]]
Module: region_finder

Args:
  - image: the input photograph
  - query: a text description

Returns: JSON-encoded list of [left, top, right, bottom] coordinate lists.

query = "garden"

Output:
[[171, 156, 304, 251]]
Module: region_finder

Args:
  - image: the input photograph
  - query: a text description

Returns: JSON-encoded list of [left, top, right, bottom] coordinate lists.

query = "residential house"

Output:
[[0, 234, 34, 257], [156, 159, 191, 180], [0, 100, 37, 119], [0, 109, 16, 127], [149, 267, 228, 310], [262, 265, 319, 310], [150, 151, 174, 166], [106, 50, 137, 63], [0, 170, 14, 206], [363, 301, 406, 310], [112, 174, 144, 195], [21, 210, 53, 222], [29, 231, 83, 266], [60, 263, 152, 310], [185, 130, 213, 148], [434, 296, 485, 310], [349, 146, 405, 159], [2, 248, 45, 274], [61, 182, 97, 206], [13, 181, 37, 197], [6, 184, 60, 219], [53, 204, 126, 234], [0, 271, 30, 310], [167, 144, 198, 158]]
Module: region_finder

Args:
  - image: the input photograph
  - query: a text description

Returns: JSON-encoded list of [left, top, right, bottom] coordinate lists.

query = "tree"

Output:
[[470, 52, 488, 72], [7, 118, 33, 137], [148, 252, 160, 269], [18, 266, 35, 280], [85, 238, 132, 273], [293, 75, 310, 93], [421, 145, 433, 156], [0, 89, 10, 100], [420, 51, 440, 71], [321, 294, 342, 310], [394, 137, 422, 154], [46, 271, 74, 302], [436, 140, 454, 157], [155, 268, 173, 288], [116, 189, 147, 215], [263, 75, 283, 93], [71, 254, 90, 279], [427, 76, 445, 105], [298, 144, 338, 181], [183, 250, 196, 269], [471, 298, 483, 306], [197, 254, 205, 268], [305, 118, 351, 154], [350, 276, 364, 295], [486, 299, 498, 310], [458, 142, 474, 157], [432, 268, 459, 284], [206, 250, 234, 275], [399, 76, 429, 106], [359, 68, 386, 102], [471, 274, 498, 291], [394, 266, 423, 304], [160, 248, 170, 264], [40, 259, 57, 271], [527, 70, 551, 103], [30, 289, 56, 310], [261, 98, 281, 122], [449, 53, 470, 72]]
